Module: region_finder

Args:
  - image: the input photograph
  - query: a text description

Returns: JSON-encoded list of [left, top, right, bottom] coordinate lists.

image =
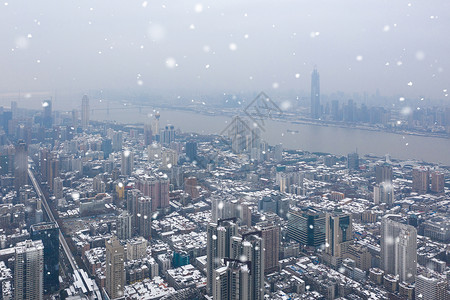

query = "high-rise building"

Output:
[[287, 208, 325, 248], [431, 171, 444, 194], [117, 211, 132, 240], [81, 95, 89, 131], [185, 141, 197, 162], [42, 100, 52, 129], [112, 131, 123, 152], [415, 273, 448, 300], [143, 124, 152, 146], [412, 167, 429, 194], [101, 139, 113, 159], [347, 152, 359, 170], [152, 112, 161, 142], [53, 177, 63, 199], [30, 222, 60, 294], [310, 67, 321, 119], [274, 144, 283, 163], [324, 212, 353, 267], [207, 219, 238, 295], [375, 163, 393, 184], [373, 182, 394, 206], [161, 124, 175, 145], [381, 215, 417, 284], [121, 150, 133, 176], [14, 240, 44, 300], [136, 196, 152, 239], [260, 224, 280, 273], [105, 236, 125, 299], [126, 189, 142, 234], [211, 231, 264, 300], [14, 139, 28, 191]]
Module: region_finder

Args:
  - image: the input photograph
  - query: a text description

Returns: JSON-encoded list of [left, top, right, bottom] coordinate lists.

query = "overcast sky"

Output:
[[1, 0, 449, 105]]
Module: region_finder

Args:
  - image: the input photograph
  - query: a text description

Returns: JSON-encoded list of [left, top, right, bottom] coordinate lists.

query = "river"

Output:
[[90, 104, 450, 166]]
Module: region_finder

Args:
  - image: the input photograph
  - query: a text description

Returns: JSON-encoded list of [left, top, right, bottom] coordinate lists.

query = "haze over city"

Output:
[[1, 0, 450, 106]]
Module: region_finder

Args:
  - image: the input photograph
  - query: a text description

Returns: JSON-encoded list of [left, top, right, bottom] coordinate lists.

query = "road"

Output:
[[28, 167, 79, 272]]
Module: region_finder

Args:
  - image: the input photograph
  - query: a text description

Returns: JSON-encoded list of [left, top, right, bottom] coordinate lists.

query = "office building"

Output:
[[185, 141, 197, 162], [14, 139, 28, 191], [431, 171, 445, 194], [14, 240, 44, 300], [324, 212, 353, 267], [105, 236, 125, 299], [121, 150, 133, 176], [287, 208, 325, 248], [381, 215, 417, 283], [81, 95, 89, 131], [42, 100, 52, 129], [375, 163, 393, 184], [412, 167, 429, 194], [101, 139, 113, 159], [30, 222, 60, 294], [347, 152, 359, 170], [310, 67, 321, 119]]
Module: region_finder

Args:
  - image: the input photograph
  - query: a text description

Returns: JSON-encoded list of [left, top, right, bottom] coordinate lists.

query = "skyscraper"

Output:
[[81, 95, 89, 131], [431, 171, 445, 194], [185, 141, 197, 162], [121, 150, 133, 176], [324, 212, 353, 267], [412, 167, 429, 194], [287, 208, 325, 248], [105, 236, 125, 299], [14, 139, 28, 191], [260, 224, 280, 273], [347, 152, 359, 170], [211, 231, 265, 300], [117, 211, 133, 240], [161, 124, 175, 145], [143, 124, 153, 146], [375, 163, 393, 184], [207, 219, 238, 295], [137, 196, 152, 239], [373, 182, 395, 206], [310, 67, 320, 119], [30, 222, 60, 294], [381, 215, 417, 284], [42, 100, 52, 129], [14, 240, 44, 300]]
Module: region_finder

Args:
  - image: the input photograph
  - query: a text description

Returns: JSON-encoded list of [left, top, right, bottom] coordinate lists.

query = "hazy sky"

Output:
[[1, 0, 449, 104]]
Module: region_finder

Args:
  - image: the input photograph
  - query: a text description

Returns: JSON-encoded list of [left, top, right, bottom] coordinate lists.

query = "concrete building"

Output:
[[105, 236, 125, 299], [381, 215, 417, 284], [14, 240, 44, 300]]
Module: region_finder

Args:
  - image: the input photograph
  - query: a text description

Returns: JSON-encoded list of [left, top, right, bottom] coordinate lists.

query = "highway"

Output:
[[28, 167, 79, 272]]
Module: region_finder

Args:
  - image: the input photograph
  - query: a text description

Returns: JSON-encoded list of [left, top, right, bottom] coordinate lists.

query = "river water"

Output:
[[90, 105, 450, 166]]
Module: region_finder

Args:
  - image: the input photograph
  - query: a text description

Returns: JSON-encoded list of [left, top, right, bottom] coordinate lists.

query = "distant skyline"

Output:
[[1, 0, 449, 105]]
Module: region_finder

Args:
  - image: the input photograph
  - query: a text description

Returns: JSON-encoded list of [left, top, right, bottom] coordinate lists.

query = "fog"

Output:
[[1, 0, 449, 108]]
